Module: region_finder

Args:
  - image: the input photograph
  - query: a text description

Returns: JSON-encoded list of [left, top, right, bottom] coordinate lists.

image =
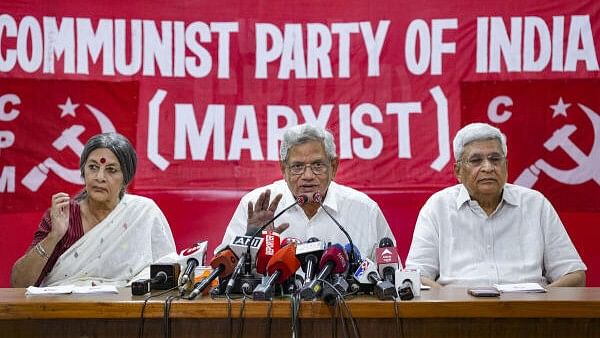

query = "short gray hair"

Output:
[[453, 123, 507, 161], [279, 124, 337, 162], [79, 132, 137, 199]]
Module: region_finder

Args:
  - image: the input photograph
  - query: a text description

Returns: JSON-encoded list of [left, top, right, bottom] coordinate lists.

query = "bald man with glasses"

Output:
[[405, 123, 586, 288]]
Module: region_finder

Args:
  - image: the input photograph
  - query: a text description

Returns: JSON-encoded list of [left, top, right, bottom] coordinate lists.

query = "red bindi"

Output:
[[100, 157, 106, 164]]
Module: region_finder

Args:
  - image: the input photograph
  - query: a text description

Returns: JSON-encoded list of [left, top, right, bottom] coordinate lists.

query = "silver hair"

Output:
[[279, 124, 337, 162], [453, 123, 507, 161], [78, 132, 137, 199]]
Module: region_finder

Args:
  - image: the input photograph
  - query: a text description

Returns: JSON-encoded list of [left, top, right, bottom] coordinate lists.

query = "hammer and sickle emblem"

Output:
[[514, 104, 600, 188], [21, 104, 116, 192]]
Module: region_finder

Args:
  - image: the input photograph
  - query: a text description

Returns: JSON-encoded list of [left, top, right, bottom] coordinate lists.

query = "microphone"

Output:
[[178, 241, 208, 287], [353, 258, 396, 300], [244, 194, 309, 275], [353, 258, 378, 284], [253, 243, 301, 300], [344, 243, 362, 275], [312, 192, 357, 273], [375, 237, 400, 284], [344, 243, 361, 260], [296, 237, 326, 286], [255, 231, 281, 275], [398, 279, 415, 300], [225, 251, 247, 295], [131, 270, 172, 295], [131, 279, 152, 295], [278, 237, 303, 294], [152, 271, 168, 285], [344, 243, 362, 293], [322, 245, 356, 304], [225, 235, 264, 295], [394, 268, 421, 300], [228, 235, 263, 261], [300, 243, 348, 300], [188, 249, 238, 299], [281, 236, 302, 247], [321, 274, 349, 305], [149, 263, 181, 290]]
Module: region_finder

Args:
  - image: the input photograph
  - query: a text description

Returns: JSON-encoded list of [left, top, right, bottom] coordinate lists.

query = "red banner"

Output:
[[462, 79, 600, 212], [0, 79, 138, 211], [1, 0, 599, 287]]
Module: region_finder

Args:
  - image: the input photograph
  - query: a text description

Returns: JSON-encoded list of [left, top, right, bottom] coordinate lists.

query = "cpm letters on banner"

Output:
[[0, 93, 18, 192]]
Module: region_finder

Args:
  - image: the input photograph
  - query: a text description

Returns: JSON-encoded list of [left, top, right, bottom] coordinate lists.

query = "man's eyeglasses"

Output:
[[287, 161, 329, 175], [458, 154, 506, 168]]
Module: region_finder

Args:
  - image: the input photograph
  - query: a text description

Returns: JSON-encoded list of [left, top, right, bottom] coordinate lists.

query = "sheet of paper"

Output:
[[493, 283, 547, 293], [26, 285, 119, 295], [72, 285, 119, 294], [26, 285, 74, 295]]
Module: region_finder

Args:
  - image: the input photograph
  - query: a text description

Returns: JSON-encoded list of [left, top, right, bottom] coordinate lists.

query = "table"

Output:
[[1, 287, 599, 337]]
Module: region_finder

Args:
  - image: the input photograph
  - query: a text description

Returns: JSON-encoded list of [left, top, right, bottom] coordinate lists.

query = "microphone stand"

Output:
[[223, 195, 306, 296], [313, 192, 356, 274], [244, 195, 307, 274]]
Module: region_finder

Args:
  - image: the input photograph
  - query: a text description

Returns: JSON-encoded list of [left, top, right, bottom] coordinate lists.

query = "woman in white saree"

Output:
[[11, 132, 176, 287]]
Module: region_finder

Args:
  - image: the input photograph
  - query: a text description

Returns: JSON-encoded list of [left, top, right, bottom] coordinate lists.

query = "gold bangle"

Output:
[[34, 242, 49, 259]]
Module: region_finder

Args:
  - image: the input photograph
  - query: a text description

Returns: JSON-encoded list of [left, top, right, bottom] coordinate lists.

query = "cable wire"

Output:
[[393, 297, 406, 338], [338, 294, 360, 338], [337, 300, 349, 338], [137, 286, 178, 338], [265, 298, 273, 338], [290, 292, 301, 338], [331, 295, 338, 338], [236, 295, 248, 338], [227, 296, 233, 338], [318, 278, 360, 338], [163, 295, 179, 338]]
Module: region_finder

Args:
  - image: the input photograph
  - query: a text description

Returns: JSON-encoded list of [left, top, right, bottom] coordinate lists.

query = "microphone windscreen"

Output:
[[312, 191, 323, 203], [178, 241, 208, 266], [375, 245, 400, 278], [296, 194, 309, 205], [319, 244, 348, 274], [378, 237, 394, 248], [266, 243, 301, 284], [256, 231, 281, 275], [344, 243, 361, 261], [281, 237, 302, 247], [210, 249, 238, 278]]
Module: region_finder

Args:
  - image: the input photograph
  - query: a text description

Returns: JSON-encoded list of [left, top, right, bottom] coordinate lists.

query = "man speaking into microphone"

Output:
[[216, 124, 396, 261]]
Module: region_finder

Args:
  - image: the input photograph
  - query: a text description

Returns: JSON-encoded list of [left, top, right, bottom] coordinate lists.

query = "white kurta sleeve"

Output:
[[214, 198, 249, 254], [540, 197, 587, 282], [405, 200, 440, 280]]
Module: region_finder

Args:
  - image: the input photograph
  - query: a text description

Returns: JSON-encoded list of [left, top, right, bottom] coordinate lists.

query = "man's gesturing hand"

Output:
[[246, 189, 290, 236]]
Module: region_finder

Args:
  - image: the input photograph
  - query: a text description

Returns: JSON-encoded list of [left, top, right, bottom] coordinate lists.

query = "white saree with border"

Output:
[[42, 194, 176, 287]]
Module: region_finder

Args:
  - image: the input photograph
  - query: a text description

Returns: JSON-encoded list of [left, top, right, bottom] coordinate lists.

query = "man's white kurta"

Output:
[[405, 183, 586, 286], [217, 180, 396, 261]]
